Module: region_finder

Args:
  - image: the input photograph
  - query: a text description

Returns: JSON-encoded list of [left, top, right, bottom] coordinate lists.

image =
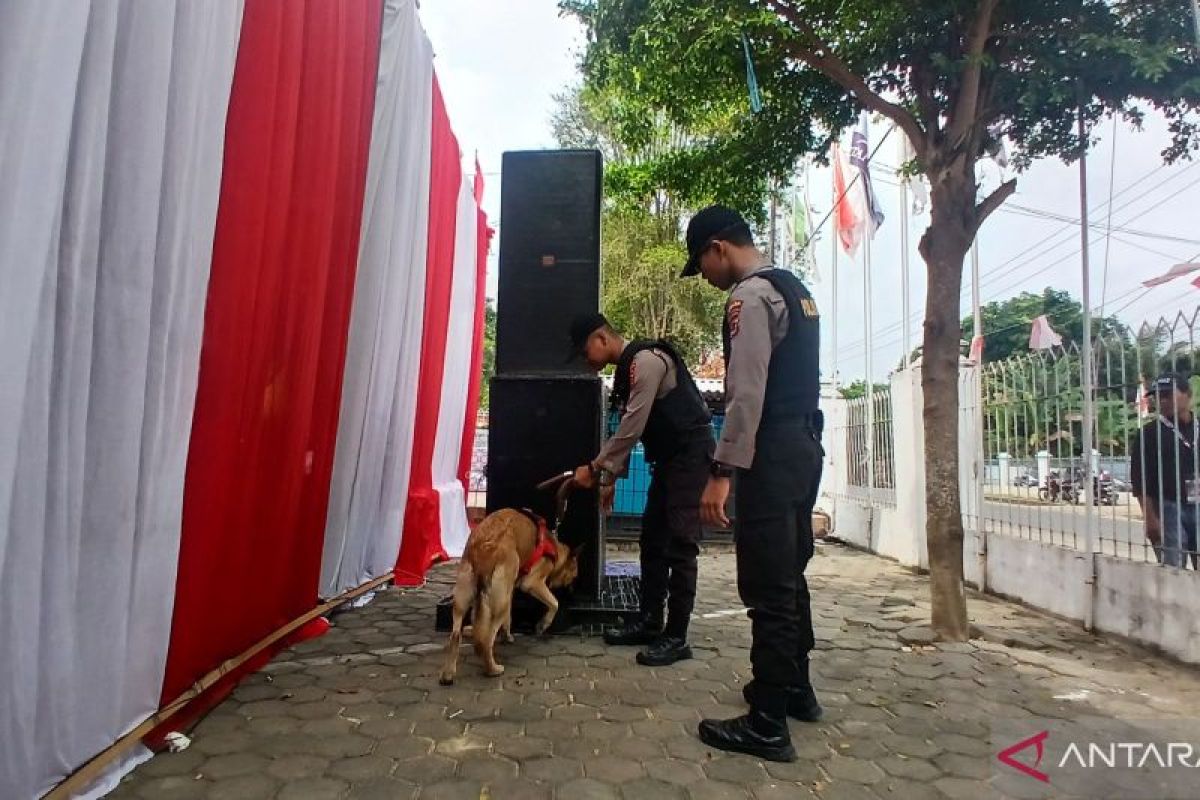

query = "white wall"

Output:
[[823, 364, 1200, 666]]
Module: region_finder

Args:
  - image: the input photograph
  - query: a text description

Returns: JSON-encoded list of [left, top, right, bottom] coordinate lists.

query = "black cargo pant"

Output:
[[734, 420, 823, 713], [641, 439, 714, 638]]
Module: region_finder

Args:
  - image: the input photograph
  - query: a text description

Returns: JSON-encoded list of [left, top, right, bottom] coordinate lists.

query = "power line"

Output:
[[834, 160, 1188, 351], [842, 245, 1200, 365]]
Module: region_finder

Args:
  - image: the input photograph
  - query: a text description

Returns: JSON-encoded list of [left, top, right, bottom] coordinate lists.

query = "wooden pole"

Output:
[[45, 572, 396, 799]]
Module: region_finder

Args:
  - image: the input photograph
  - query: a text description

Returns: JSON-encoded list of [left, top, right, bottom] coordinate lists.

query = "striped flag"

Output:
[[849, 113, 885, 236]]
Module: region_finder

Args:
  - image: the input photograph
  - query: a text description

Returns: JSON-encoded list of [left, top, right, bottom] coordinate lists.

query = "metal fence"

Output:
[[965, 309, 1200, 568], [834, 386, 897, 508]]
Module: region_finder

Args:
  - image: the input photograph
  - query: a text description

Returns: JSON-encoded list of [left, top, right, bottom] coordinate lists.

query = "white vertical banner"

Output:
[[0, 2, 244, 796], [432, 175, 482, 558], [320, 0, 435, 597]]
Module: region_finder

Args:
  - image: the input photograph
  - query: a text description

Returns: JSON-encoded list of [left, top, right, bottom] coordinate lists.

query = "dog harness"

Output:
[[517, 509, 558, 575]]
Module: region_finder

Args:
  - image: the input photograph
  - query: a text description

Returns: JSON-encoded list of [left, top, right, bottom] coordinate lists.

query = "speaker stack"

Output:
[[487, 150, 606, 605]]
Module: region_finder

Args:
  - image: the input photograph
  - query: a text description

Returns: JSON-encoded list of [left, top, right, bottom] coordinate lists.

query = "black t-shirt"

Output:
[[1131, 416, 1200, 504]]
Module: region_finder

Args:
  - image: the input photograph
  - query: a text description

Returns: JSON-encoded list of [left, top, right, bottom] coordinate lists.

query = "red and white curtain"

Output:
[[0, 1, 488, 797]]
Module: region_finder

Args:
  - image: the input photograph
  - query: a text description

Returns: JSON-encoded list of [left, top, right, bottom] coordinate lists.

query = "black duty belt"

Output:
[[759, 410, 824, 434]]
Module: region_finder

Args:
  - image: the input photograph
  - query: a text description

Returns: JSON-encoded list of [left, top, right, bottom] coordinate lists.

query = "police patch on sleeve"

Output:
[[727, 299, 743, 338], [800, 297, 820, 319]]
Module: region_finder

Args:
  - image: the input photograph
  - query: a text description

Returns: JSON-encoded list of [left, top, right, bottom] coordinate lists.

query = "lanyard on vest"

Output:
[[1159, 415, 1198, 452]]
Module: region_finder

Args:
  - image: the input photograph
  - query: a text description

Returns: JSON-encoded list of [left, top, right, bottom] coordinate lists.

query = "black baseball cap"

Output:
[[1152, 373, 1192, 395], [566, 312, 608, 361], [680, 205, 752, 278]]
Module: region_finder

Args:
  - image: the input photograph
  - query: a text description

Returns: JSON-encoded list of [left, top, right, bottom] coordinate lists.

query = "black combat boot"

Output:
[[741, 680, 823, 722], [700, 684, 796, 762], [698, 708, 796, 762], [636, 636, 693, 666], [603, 614, 663, 646]]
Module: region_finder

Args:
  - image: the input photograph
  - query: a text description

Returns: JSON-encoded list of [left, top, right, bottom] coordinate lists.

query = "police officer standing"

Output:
[[568, 313, 715, 667], [680, 205, 823, 762]]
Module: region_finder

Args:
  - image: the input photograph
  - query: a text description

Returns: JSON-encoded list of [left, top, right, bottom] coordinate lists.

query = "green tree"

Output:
[[962, 289, 1130, 366], [479, 299, 496, 410], [600, 207, 726, 364], [552, 85, 727, 364], [838, 379, 889, 400], [560, 0, 1198, 639]]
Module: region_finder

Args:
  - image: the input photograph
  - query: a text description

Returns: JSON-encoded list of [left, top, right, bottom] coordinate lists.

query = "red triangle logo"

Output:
[[998, 730, 1050, 783]]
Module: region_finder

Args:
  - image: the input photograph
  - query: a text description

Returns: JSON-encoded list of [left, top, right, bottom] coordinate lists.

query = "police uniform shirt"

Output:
[[596, 348, 678, 474], [716, 268, 792, 470]]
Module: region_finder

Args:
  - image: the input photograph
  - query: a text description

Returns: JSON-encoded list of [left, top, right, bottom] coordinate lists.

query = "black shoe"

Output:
[[742, 681, 824, 722], [698, 711, 797, 762], [636, 636, 693, 666], [604, 616, 663, 647]]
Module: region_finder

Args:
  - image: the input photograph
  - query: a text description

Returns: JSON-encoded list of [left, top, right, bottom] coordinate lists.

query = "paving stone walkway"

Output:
[[113, 542, 1200, 799]]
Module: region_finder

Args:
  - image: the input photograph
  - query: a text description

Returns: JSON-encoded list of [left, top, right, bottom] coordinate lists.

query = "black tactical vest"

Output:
[[611, 340, 713, 463], [722, 268, 820, 425]]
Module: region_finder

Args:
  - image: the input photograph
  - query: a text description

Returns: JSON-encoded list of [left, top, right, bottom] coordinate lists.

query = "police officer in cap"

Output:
[[680, 205, 823, 762], [567, 313, 715, 667]]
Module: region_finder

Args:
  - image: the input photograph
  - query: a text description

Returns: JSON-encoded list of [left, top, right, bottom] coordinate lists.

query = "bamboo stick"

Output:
[[45, 572, 395, 799]]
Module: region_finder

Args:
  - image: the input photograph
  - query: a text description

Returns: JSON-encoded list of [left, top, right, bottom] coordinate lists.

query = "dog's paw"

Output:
[[535, 621, 553, 637], [485, 664, 505, 678], [503, 632, 515, 644], [438, 673, 455, 686]]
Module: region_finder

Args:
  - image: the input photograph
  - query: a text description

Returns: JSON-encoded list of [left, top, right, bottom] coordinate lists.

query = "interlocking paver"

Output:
[[275, 776, 349, 800], [556, 777, 622, 800], [114, 544, 1200, 800], [208, 774, 277, 800], [585, 755, 646, 783], [523, 755, 584, 783]]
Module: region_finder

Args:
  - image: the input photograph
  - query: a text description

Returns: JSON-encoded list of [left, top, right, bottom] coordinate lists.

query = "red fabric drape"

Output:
[[161, 0, 382, 702], [457, 208, 492, 495], [396, 77, 461, 585]]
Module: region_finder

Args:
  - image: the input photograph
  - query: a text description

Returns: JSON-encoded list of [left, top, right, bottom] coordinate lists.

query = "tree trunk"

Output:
[[918, 174, 976, 642]]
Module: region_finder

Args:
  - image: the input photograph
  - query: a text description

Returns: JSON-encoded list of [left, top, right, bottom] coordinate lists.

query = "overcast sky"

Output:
[[421, 1, 1200, 383]]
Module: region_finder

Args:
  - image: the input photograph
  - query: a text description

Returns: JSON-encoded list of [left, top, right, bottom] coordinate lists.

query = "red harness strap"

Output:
[[518, 510, 558, 575]]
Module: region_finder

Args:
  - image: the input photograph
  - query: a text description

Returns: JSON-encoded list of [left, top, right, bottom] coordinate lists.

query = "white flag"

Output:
[[1028, 315, 1063, 350], [899, 132, 929, 216]]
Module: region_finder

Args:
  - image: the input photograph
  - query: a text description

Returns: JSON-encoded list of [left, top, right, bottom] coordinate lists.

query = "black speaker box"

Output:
[[486, 374, 604, 597], [495, 150, 602, 375]]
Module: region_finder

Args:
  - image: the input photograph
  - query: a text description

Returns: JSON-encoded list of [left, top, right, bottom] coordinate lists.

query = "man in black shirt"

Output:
[[1132, 373, 1199, 568]]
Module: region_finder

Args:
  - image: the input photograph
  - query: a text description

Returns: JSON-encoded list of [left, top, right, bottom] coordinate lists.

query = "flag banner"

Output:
[[1029, 315, 1064, 350], [898, 131, 930, 215], [849, 113, 885, 236], [1143, 262, 1200, 288], [832, 141, 863, 257], [741, 33, 762, 114], [473, 153, 485, 204], [969, 335, 985, 364]]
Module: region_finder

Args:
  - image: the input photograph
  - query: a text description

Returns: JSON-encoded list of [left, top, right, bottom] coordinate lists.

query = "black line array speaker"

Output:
[[495, 150, 602, 375], [487, 375, 603, 597]]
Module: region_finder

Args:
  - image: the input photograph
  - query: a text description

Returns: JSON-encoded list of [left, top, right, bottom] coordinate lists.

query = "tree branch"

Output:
[[948, 0, 1000, 146], [974, 177, 1017, 231], [763, 0, 927, 156]]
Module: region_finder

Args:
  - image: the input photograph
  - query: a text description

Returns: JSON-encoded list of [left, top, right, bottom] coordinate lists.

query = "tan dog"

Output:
[[439, 478, 582, 685]]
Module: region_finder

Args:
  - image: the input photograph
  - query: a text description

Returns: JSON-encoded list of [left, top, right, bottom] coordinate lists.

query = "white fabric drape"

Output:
[[0, 2, 243, 797], [320, 0, 434, 598], [432, 176, 482, 558]]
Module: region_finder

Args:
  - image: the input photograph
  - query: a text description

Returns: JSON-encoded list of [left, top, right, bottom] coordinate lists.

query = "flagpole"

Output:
[[971, 239, 982, 344], [1078, 88, 1097, 631], [865, 235, 875, 495], [971, 235, 987, 593], [900, 174, 911, 368], [831, 176, 840, 390]]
